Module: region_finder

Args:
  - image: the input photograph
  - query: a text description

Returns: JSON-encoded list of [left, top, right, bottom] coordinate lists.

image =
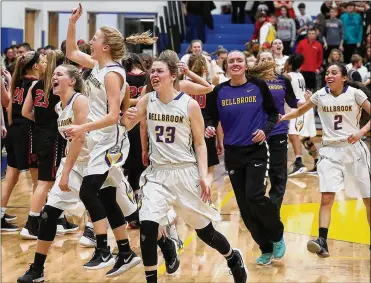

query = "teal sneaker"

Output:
[[273, 237, 286, 259], [256, 253, 273, 265]]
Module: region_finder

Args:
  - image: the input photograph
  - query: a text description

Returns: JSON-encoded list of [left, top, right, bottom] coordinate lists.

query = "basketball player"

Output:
[[271, 39, 288, 75], [281, 63, 370, 257], [17, 64, 141, 283], [122, 53, 148, 208], [65, 3, 156, 270], [247, 51, 299, 264], [121, 57, 247, 283], [1, 51, 45, 232], [284, 54, 319, 176], [204, 50, 286, 266], [20, 50, 78, 239]]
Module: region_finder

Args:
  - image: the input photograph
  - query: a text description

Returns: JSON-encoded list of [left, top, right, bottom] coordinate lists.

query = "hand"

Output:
[[142, 150, 149, 167], [205, 126, 216, 138], [64, 124, 85, 139], [70, 3, 83, 23], [290, 42, 294, 48], [339, 45, 344, 52], [199, 178, 211, 203], [177, 62, 189, 75], [356, 43, 361, 48], [216, 142, 224, 156], [323, 43, 328, 50], [347, 130, 363, 144], [59, 172, 71, 192], [1, 126, 7, 138], [1, 69, 11, 83], [315, 69, 320, 74], [303, 25, 308, 30], [252, 129, 266, 144], [125, 107, 137, 120], [280, 114, 288, 122], [304, 89, 312, 101]]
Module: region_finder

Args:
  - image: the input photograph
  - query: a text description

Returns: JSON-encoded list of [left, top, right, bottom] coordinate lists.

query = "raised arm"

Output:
[[281, 99, 315, 121], [66, 3, 96, 69], [22, 81, 38, 121]]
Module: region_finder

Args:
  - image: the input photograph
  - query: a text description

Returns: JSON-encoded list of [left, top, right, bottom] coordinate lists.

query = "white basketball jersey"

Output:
[[275, 55, 288, 75], [85, 62, 126, 133], [310, 86, 367, 145], [56, 93, 89, 161], [146, 91, 196, 165], [288, 72, 306, 101]]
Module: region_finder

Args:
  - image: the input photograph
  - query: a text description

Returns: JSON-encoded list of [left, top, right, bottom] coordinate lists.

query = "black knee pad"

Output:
[[38, 205, 63, 241], [125, 209, 140, 227], [140, 221, 160, 267], [195, 222, 231, 255], [79, 173, 108, 222], [98, 186, 126, 229]]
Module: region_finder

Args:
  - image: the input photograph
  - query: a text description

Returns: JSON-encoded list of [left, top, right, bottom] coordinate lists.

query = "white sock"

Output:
[[295, 155, 302, 159], [86, 222, 93, 228], [1, 207, 6, 219], [59, 212, 65, 219], [29, 211, 40, 217]]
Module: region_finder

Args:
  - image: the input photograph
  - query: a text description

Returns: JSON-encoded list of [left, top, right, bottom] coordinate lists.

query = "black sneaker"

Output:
[[228, 249, 248, 283], [288, 162, 308, 177], [4, 213, 17, 222], [20, 216, 40, 239], [17, 264, 44, 283], [1, 217, 19, 232], [307, 165, 318, 175], [79, 225, 96, 248], [161, 238, 180, 274], [106, 251, 141, 277], [83, 247, 115, 269], [56, 215, 79, 234], [307, 237, 329, 258]]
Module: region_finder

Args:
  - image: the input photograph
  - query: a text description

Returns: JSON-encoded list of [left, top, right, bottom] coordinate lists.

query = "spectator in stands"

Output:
[[231, 1, 247, 23], [274, 1, 295, 19], [322, 7, 344, 63], [182, 1, 216, 43], [245, 40, 260, 57], [259, 14, 277, 47], [16, 42, 31, 56], [43, 45, 56, 54], [261, 42, 271, 52], [295, 28, 323, 91], [347, 54, 369, 84], [296, 3, 313, 43], [364, 46, 371, 71], [251, 1, 275, 22], [3, 47, 16, 73], [341, 2, 363, 63], [327, 48, 344, 64], [363, 2, 371, 35], [276, 6, 296, 55], [251, 11, 268, 41], [320, 1, 333, 19], [60, 40, 66, 55]]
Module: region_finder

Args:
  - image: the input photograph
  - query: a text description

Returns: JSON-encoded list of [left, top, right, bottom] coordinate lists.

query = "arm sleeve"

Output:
[[203, 84, 221, 128], [283, 76, 299, 108], [339, 20, 344, 41], [255, 79, 279, 135], [310, 90, 320, 106], [354, 88, 368, 106]]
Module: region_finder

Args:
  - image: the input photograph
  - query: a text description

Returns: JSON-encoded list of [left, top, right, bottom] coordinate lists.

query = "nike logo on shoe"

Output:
[[254, 163, 263, 167], [169, 258, 178, 269], [102, 254, 111, 262], [123, 253, 133, 264]]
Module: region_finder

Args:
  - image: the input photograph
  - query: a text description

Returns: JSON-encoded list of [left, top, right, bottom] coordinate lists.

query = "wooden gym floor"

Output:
[[1, 140, 370, 282]]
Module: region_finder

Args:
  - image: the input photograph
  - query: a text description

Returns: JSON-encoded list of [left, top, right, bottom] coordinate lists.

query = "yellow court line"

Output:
[[158, 189, 235, 276]]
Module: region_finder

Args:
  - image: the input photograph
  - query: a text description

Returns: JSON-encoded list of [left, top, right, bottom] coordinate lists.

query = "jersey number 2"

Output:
[[155, 126, 176, 143], [334, 115, 342, 130], [34, 89, 49, 108]]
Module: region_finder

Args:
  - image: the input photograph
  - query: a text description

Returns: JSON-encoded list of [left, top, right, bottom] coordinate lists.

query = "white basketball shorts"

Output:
[[317, 140, 370, 198], [139, 163, 221, 229]]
